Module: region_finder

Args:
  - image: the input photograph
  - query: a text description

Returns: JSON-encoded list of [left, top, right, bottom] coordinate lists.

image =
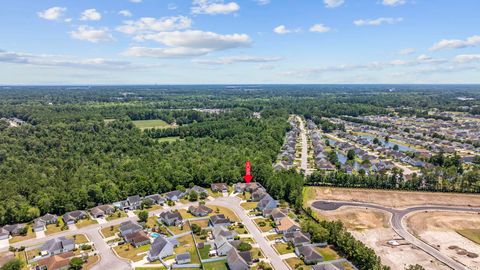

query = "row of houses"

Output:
[[311, 131, 336, 171], [274, 119, 300, 171]]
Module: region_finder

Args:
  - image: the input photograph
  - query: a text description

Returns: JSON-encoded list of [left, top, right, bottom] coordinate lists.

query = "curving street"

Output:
[[312, 200, 480, 270]]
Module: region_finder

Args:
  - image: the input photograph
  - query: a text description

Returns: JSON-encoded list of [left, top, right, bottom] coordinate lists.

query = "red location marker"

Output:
[[243, 160, 253, 183]]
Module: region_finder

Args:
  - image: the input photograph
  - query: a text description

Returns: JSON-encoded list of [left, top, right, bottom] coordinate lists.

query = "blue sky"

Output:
[[0, 0, 479, 84]]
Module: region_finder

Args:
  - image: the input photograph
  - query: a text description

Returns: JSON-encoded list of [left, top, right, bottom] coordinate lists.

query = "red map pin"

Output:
[[243, 160, 252, 183]]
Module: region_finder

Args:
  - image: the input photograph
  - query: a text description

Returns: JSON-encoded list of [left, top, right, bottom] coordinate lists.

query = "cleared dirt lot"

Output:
[[305, 186, 480, 208], [406, 211, 480, 270], [320, 206, 390, 230]]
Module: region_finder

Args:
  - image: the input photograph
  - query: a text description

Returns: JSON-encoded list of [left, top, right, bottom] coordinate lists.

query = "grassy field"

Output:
[[315, 246, 340, 261], [253, 218, 274, 232], [168, 222, 190, 235], [106, 211, 127, 221], [83, 255, 100, 269], [45, 218, 65, 235], [114, 243, 151, 262], [76, 218, 98, 228], [157, 136, 182, 143], [240, 202, 258, 210], [68, 234, 89, 244], [198, 243, 211, 259], [9, 226, 35, 243], [203, 260, 228, 270], [189, 219, 209, 228], [273, 243, 294, 255], [236, 192, 251, 201], [101, 225, 119, 238], [174, 234, 200, 264], [133, 119, 171, 130], [210, 205, 240, 222], [145, 216, 159, 229], [266, 233, 282, 240], [284, 257, 308, 270], [457, 229, 480, 244]]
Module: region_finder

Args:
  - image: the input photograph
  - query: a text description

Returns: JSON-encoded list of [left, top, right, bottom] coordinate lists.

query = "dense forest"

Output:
[[0, 85, 479, 225]]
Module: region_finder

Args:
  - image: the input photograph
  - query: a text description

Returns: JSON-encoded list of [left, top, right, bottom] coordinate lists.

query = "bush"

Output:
[[238, 242, 252, 251]]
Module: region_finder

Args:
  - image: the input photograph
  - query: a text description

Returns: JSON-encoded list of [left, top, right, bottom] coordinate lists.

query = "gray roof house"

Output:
[[283, 231, 311, 247], [212, 225, 237, 241], [209, 214, 231, 227], [189, 185, 208, 195], [251, 189, 267, 201], [40, 237, 75, 256], [119, 220, 143, 237], [226, 248, 249, 270], [0, 228, 10, 240], [165, 190, 184, 202], [211, 183, 228, 192], [147, 236, 174, 262], [214, 235, 234, 256], [2, 224, 25, 236], [62, 210, 87, 225], [175, 252, 191, 264], [144, 194, 165, 205], [127, 195, 142, 210], [90, 205, 115, 219], [159, 211, 183, 226], [188, 205, 213, 217], [263, 208, 288, 222], [257, 195, 278, 211], [295, 245, 324, 264]]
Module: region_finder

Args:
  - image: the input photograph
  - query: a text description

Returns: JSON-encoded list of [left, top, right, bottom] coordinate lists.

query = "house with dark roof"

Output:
[[127, 195, 142, 210], [295, 245, 324, 264], [165, 190, 185, 202], [251, 189, 267, 201], [214, 235, 234, 256], [40, 237, 75, 256], [283, 231, 311, 247], [90, 205, 115, 219], [233, 182, 262, 193], [211, 183, 228, 193], [263, 208, 288, 222], [147, 236, 174, 262], [33, 214, 58, 232], [175, 252, 191, 264], [189, 185, 208, 195], [2, 224, 25, 236], [159, 211, 183, 226], [0, 228, 9, 240], [312, 259, 358, 270], [257, 195, 278, 211], [119, 220, 143, 237], [226, 248, 249, 270], [209, 214, 231, 227], [124, 231, 150, 247], [212, 225, 237, 241], [62, 210, 87, 225], [144, 194, 165, 205], [188, 205, 213, 217]]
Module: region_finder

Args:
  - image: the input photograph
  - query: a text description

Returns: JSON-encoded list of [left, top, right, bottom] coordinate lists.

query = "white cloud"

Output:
[[193, 55, 282, 65], [273, 25, 300, 34], [37, 7, 67, 21], [354, 17, 403, 26], [324, 0, 344, 8], [454, 54, 480, 63], [430, 35, 480, 51], [124, 30, 251, 58], [192, 0, 240, 15], [168, 3, 178, 10], [80, 9, 102, 21], [130, 0, 142, 3], [64, 18, 73, 23], [117, 16, 192, 35], [382, 0, 406, 6], [309, 24, 331, 33], [255, 0, 271, 5], [70, 26, 115, 43], [398, 48, 415, 55], [0, 49, 140, 70], [119, 10, 132, 17]]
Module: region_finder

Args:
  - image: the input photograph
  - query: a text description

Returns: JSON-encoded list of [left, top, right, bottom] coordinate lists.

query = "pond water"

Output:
[[359, 135, 413, 152]]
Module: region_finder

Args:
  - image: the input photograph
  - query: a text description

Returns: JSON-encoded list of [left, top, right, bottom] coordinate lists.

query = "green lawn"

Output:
[[106, 211, 127, 221], [101, 225, 119, 238], [9, 226, 35, 243], [173, 234, 200, 264], [76, 218, 98, 228], [45, 218, 65, 235], [273, 243, 294, 255], [315, 246, 340, 261], [198, 243, 211, 259], [203, 260, 228, 270], [266, 233, 282, 241], [114, 243, 151, 262], [457, 229, 480, 244], [284, 257, 308, 270], [240, 202, 258, 210], [254, 218, 274, 232], [133, 119, 170, 130], [157, 136, 182, 143]]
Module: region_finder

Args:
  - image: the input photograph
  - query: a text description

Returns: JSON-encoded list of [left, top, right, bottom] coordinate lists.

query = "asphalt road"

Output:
[[312, 200, 480, 270], [210, 196, 289, 270]]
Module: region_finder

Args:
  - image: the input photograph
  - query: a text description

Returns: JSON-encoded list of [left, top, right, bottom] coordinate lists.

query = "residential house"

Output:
[[119, 220, 143, 237], [188, 205, 213, 217], [257, 195, 278, 212], [0, 228, 9, 240], [189, 185, 208, 196], [127, 195, 142, 210], [165, 190, 184, 202], [33, 214, 58, 232], [124, 231, 151, 247], [144, 194, 165, 205], [35, 252, 73, 270], [295, 245, 324, 264], [209, 214, 231, 227], [159, 211, 183, 226], [62, 210, 87, 225], [211, 183, 228, 193], [283, 231, 311, 247], [263, 208, 288, 222], [212, 225, 237, 241], [214, 235, 234, 256], [175, 252, 191, 264], [147, 236, 174, 262], [233, 182, 262, 193], [275, 217, 300, 234], [2, 224, 25, 236], [251, 189, 267, 201], [40, 237, 75, 256], [90, 205, 115, 219], [226, 248, 249, 270]]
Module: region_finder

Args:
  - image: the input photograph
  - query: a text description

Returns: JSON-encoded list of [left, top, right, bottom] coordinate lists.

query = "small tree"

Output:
[[189, 191, 198, 202], [238, 242, 252, 251], [191, 224, 201, 235], [137, 210, 148, 223], [141, 199, 153, 209], [405, 264, 425, 270], [0, 258, 24, 270], [69, 257, 84, 270], [199, 192, 208, 200], [393, 144, 399, 151], [347, 149, 355, 160]]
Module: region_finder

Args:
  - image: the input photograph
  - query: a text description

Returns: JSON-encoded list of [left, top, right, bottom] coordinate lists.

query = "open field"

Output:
[[406, 211, 480, 270], [157, 136, 181, 143], [9, 226, 35, 243], [132, 120, 171, 130], [304, 186, 480, 208], [317, 206, 390, 231], [114, 243, 151, 262]]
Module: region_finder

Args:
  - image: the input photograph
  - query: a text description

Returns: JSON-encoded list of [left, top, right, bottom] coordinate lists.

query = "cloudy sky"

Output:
[[0, 0, 479, 84]]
